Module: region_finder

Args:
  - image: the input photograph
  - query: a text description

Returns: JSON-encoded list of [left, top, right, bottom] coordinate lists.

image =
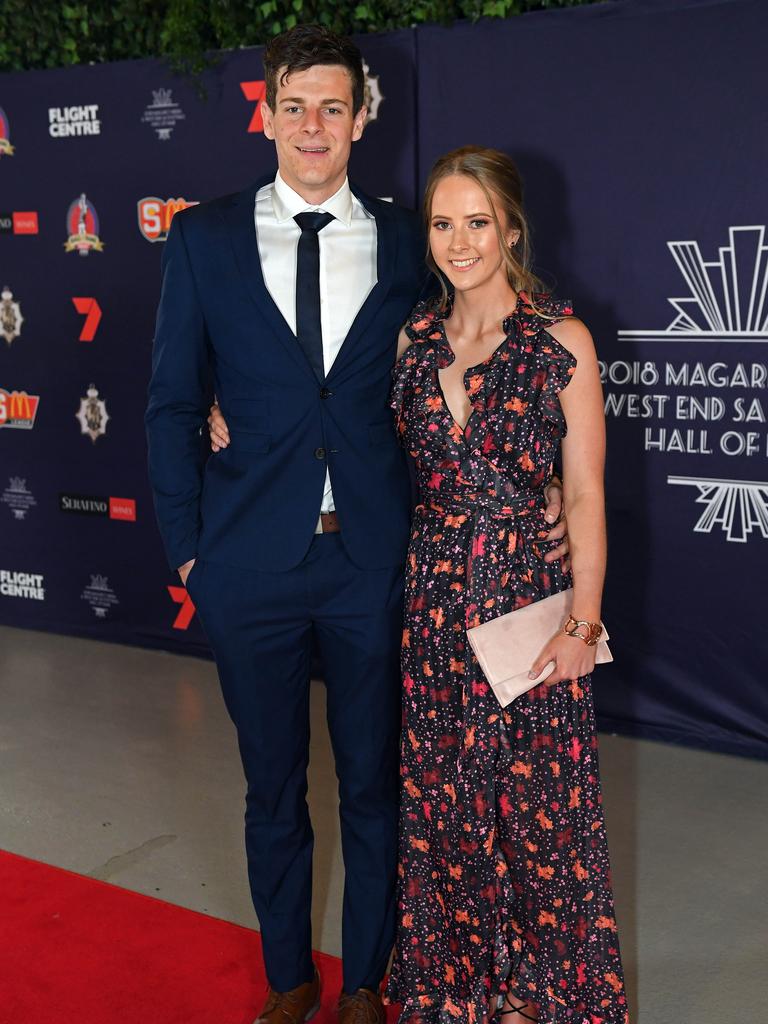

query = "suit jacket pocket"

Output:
[[229, 428, 271, 453]]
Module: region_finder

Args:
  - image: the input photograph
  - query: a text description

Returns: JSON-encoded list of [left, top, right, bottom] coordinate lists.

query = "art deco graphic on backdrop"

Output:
[[606, 226, 768, 543]]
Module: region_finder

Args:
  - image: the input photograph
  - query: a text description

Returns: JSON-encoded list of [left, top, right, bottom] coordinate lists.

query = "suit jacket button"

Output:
[[314, 447, 326, 460], [320, 387, 332, 399]]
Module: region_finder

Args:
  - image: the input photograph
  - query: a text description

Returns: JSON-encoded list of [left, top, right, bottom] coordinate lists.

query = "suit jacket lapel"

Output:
[[220, 176, 316, 381], [326, 185, 398, 382], [221, 177, 399, 384]]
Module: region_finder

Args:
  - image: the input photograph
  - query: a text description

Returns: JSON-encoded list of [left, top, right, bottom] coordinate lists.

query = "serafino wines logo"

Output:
[[0, 107, 14, 156], [72, 297, 102, 341], [0, 212, 38, 234], [137, 197, 198, 242], [619, 225, 768, 343], [64, 193, 103, 256]]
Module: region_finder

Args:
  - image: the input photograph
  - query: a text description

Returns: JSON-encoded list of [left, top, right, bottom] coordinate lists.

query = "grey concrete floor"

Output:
[[0, 624, 766, 1023]]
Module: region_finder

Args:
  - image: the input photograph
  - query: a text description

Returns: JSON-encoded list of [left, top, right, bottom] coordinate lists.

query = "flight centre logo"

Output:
[[0, 389, 40, 429], [48, 104, 101, 138], [0, 569, 45, 601], [137, 197, 198, 242], [1, 286, 23, 346], [64, 193, 104, 256], [0, 106, 14, 156]]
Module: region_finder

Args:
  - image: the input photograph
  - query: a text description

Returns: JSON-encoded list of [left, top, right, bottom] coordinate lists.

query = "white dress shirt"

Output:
[[255, 172, 378, 513]]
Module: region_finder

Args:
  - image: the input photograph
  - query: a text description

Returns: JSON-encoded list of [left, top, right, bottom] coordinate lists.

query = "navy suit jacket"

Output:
[[146, 174, 427, 573]]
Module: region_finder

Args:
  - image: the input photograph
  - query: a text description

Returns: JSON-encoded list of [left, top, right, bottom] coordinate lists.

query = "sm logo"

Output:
[[137, 197, 199, 242], [0, 389, 40, 429]]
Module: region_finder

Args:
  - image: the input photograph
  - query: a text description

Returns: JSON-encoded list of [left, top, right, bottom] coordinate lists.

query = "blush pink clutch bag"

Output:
[[466, 589, 612, 707]]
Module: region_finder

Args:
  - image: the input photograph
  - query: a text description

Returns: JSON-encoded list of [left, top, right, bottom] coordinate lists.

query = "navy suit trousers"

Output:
[[187, 534, 403, 992]]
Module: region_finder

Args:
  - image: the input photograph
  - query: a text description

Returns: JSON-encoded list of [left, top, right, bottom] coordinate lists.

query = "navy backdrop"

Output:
[[1, 0, 765, 758]]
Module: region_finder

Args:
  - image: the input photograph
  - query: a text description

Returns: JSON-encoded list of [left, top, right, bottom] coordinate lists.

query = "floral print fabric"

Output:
[[384, 293, 628, 1024]]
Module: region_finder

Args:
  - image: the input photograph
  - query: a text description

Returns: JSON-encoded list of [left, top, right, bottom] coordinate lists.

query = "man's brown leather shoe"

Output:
[[254, 968, 321, 1024], [337, 988, 385, 1024]]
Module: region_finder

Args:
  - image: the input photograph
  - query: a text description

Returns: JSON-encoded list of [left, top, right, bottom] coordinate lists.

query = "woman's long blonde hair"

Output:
[[422, 145, 547, 310]]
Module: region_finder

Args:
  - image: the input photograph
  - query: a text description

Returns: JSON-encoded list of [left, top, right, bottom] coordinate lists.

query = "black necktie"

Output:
[[294, 211, 335, 381]]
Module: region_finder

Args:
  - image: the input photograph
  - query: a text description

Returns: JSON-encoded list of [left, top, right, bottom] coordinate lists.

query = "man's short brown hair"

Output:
[[263, 24, 365, 114]]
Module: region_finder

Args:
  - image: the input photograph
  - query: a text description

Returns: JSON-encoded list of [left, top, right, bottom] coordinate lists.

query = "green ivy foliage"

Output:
[[0, 0, 600, 73]]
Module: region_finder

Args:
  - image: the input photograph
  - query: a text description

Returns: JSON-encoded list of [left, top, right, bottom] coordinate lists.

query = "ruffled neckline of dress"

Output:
[[403, 290, 574, 371]]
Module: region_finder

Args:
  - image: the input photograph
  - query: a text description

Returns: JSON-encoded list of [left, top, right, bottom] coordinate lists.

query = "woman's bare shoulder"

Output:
[[545, 316, 596, 363]]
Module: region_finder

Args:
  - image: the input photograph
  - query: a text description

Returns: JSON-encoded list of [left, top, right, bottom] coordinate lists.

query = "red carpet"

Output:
[[0, 850, 400, 1024]]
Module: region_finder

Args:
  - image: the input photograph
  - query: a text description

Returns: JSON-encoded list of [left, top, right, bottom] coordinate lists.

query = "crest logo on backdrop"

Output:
[[65, 194, 103, 255], [81, 574, 119, 619], [76, 384, 109, 442], [1, 287, 23, 346], [0, 107, 14, 156], [605, 226, 768, 543], [141, 89, 186, 141], [1, 478, 37, 520], [362, 62, 384, 124], [137, 197, 199, 242]]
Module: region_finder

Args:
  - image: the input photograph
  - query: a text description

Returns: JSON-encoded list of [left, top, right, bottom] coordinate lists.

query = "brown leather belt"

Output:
[[318, 511, 340, 533]]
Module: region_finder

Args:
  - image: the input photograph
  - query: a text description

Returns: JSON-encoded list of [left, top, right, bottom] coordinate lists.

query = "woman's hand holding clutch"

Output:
[[529, 628, 599, 685]]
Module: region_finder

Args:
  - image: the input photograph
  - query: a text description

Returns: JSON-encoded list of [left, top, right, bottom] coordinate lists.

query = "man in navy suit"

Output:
[[147, 26, 424, 1024], [147, 23, 565, 1024]]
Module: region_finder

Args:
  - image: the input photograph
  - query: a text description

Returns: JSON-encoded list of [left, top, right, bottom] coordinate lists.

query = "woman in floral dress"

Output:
[[383, 147, 627, 1024], [207, 145, 628, 1024]]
